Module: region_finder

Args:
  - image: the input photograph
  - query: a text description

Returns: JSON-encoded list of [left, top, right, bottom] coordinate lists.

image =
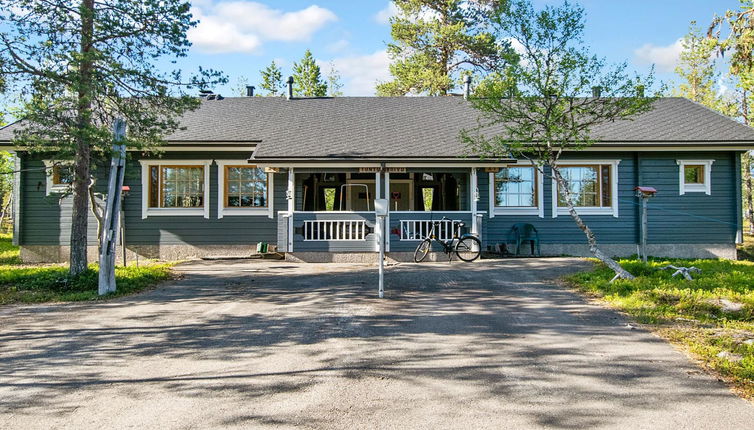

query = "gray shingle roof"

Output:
[[1, 97, 753, 159]]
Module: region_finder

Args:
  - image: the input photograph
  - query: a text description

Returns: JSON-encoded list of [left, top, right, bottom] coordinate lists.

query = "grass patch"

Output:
[[566, 257, 754, 399], [0, 233, 174, 305]]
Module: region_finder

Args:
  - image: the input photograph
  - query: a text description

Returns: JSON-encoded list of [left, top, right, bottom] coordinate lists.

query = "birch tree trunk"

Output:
[[551, 166, 635, 281]]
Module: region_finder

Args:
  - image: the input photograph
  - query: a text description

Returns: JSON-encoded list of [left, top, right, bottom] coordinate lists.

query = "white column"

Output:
[[287, 168, 295, 213], [384, 171, 390, 252], [470, 167, 478, 235], [287, 168, 295, 252], [375, 172, 381, 251]]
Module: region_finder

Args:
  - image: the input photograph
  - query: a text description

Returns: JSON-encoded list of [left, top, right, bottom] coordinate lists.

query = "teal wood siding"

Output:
[[18, 152, 282, 247], [16, 150, 742, 250], [481, 151, 739, 246], [637, 151, 738, 244], [18, 155, 104, 245]]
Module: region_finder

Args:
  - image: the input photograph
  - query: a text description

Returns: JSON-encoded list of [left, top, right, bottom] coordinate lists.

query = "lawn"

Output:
[[567, 257, 754, 399], [0, 233, 174, 305]]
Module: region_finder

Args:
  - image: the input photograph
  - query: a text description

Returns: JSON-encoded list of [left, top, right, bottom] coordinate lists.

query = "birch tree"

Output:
[[0, 0, 225, 276], [463, 0, 657, 280]]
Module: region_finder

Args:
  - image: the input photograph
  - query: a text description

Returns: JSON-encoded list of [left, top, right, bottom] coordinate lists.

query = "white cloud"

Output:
[[328, 50, 392, 95], [633, 39, 683, 73], [327, 38, 350, 53], [189, 1, 338, 54], [375, 2, 399, 25]]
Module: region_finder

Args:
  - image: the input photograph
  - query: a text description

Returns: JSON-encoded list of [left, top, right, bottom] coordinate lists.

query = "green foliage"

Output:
[[260, 60, 284, 96], [231, 75, 250, 97], [326, 62, 344, 97], [463, 0, 658, 165], [0, 233, 172, 304], [567, 257, 754, 398], [0, 0, 225, 275], [292, 50, 327, 97], [377, 0, 508, 96], [673, 22, 735, 114], [0, 0, 225, 157]]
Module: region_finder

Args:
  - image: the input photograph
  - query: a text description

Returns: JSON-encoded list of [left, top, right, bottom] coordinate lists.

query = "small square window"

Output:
[[678, 160, 713, 195], [684, 165, 704, 184]]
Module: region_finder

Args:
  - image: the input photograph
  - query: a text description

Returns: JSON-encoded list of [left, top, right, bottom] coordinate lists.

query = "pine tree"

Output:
[[292, 50, 327, 97], [0, 0, 224, 275], [673, 22, 732, 113], [376, 0, 508, 96], [260, 60, 284, 96]]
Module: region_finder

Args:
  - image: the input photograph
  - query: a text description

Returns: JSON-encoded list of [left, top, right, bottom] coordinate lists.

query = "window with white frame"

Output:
[[677, 160, 713, 195], [552, 161, 619, 217], [43, 160, 74, 194], [490, 165, 543, 217], [139, 160, 210, 219], [216, 160, 273, 218]]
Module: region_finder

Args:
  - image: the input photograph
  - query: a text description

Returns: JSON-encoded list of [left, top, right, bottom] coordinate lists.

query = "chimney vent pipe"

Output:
[[463, 75, 472, 100], [286, 76, 294, 100], [246, 85, 255, 97], [591, 86, 602, 98]]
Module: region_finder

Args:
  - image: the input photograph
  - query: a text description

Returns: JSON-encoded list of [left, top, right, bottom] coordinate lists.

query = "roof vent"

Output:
[[207, 94, 216, 100], [591, 86, 602, 98], [286, 76, 294, 100], [246, 85, 255, 97], [463, 75, 472, 100]]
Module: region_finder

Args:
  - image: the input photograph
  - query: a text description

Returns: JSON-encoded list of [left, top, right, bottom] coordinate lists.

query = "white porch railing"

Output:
[[400, 219, 462, 241], [303, 220, 368, 241]]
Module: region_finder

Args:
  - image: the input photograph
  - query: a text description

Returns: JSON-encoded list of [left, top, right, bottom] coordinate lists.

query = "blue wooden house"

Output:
[[1, 95, 753, 262]]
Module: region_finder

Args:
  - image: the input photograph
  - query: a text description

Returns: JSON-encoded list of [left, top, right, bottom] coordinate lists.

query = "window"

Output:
[[677, 160, 713, 195], [490, 165, 543, 217], [43, 160, 73, 194], [139, 160, 210, 219], [495, 167, 537, 207], [552, 161, 619, 217], [150, 166, 204, 208], [216, 161, 272, 218], [225, 166, 267, 208]]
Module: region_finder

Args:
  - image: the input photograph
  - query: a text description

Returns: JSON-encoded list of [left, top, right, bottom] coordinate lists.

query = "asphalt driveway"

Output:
[[1, 258, 753, 429]]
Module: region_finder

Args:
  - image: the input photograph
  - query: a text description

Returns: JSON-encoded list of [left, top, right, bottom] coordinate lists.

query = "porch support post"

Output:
[[384, 171, 390, 252], [470, 167, 478, 236], [287, 168, 294, 252], [375, 172, 381, 251]]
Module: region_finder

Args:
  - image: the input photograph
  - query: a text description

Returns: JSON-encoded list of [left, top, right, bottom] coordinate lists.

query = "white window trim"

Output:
[[489, 162, 544, 218], [677, 159, 714, 195], [216, 160, 273, 219], [139, 160, 211, 219], [551, 160, 620, 218], [42, 160, 73, 195]]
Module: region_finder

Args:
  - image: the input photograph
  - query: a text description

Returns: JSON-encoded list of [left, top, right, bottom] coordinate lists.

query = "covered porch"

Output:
[[261, 162, 511, 258]]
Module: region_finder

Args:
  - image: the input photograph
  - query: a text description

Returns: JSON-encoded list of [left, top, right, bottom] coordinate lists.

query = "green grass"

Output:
[[566, 257, 754, 399], [0, 233, 174, 305]]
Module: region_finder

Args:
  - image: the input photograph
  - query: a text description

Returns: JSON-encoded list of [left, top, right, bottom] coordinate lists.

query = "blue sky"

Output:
[[179, 0, 739, 96]]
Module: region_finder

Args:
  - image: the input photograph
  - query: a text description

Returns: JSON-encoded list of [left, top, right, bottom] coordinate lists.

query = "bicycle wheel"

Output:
[[455, 236, 481, 262], [414, 239, 432, 263]]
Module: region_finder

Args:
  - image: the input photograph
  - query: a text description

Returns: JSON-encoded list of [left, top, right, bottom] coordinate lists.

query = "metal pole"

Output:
[[378, 214, 384, 298], [641, 196, 648, 263]]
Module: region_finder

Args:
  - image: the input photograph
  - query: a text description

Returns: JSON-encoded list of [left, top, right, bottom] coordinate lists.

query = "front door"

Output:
[[389, 181, 412, 211]]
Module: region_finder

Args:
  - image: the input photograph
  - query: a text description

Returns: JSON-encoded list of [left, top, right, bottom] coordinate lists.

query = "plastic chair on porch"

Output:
[[507, 223, 540, 256]]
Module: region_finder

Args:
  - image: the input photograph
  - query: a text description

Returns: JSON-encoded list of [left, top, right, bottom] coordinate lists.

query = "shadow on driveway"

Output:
[[0, 258, 752, 429]]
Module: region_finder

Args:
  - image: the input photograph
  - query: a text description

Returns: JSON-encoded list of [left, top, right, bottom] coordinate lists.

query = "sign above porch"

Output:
[[359, 167, 407, 173]]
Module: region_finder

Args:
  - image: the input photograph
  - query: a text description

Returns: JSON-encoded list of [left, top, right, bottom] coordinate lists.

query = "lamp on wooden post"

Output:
[[635, 186, 657, 263]]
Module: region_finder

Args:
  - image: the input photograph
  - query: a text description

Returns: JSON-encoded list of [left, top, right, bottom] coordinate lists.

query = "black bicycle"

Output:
[[413, 217, 481, 263]]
